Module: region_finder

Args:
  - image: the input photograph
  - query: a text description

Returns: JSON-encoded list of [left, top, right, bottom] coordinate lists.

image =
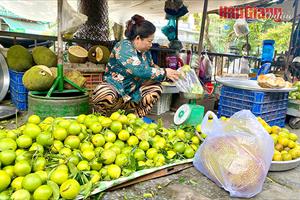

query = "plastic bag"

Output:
[[233, 19, 249, 37], [61, 0, 87, 34], [199, 54, 212, 81], [228, 57, 250, 74], [193, 110, 274, 198], [174, 66, 203, 94]]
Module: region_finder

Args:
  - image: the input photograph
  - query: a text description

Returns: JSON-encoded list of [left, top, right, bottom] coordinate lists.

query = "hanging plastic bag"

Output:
[[199, 54, 212, 82], [174, 65, 203, 94], [61, 0, 87, 34], [193, 110, 274, 198], [233, 19, 249, 37], [162, 17, 177, 41]]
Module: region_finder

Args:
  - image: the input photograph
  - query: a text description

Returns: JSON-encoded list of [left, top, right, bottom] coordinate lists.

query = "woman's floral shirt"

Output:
[[104, 39, 166, 103]]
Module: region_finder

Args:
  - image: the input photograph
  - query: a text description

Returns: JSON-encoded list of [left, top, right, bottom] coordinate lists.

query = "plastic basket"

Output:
[[82, 72, 104, 94], [151, 93, 172, 115], [8, 70, 28, 110], [218, 86, 289, 127]]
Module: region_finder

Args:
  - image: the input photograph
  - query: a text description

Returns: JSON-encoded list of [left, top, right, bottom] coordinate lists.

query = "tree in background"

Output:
[[179, 14, 292, 56]]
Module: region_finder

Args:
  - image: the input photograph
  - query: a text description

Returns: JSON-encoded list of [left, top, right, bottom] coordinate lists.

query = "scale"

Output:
[[174, 93, 205, 126]]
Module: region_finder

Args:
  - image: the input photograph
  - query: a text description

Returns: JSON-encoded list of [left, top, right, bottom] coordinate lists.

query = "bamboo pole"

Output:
[[198, 0, 208, 55]]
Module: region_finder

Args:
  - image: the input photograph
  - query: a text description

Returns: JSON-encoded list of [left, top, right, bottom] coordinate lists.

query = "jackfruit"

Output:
[[32, 46, 57, 67], [88, 45, 110, 64], [6, 45, 33, 72], [68, 46, 88, 63], [22, 65, 54, 91], [50, 67, 86, 89]]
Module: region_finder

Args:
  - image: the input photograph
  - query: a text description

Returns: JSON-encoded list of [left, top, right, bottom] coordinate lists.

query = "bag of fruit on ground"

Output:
[[193, 110, 274, 198]]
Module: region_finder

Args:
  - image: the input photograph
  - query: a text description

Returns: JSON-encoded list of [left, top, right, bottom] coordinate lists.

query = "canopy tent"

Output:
[[0, 0, 264, 24], [0, 17, 49, 34]]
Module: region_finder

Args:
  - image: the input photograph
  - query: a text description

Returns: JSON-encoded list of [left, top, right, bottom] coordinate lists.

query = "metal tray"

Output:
[[269, 157, 300, 172], [0, 53, 10, 101], [216, 77, 297, 92], [0, 106, 17, 120]]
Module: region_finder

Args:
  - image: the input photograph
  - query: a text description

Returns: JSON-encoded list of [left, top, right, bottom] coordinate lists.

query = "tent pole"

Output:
[[285, 0, 299, 80], [198, 0, 208, 55], [57, 0, 64, 91]]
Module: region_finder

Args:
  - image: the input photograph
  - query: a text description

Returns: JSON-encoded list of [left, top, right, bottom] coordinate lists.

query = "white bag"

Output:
[[61, 1, 87, 34], [228, 57, 250, 74], [193, 110, 274, 198], [233, 19, 249, 37]]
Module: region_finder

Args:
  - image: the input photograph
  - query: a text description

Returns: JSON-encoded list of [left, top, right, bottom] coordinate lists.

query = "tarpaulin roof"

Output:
[[1, 17, 49, 34], [0, 0, 265, 24]]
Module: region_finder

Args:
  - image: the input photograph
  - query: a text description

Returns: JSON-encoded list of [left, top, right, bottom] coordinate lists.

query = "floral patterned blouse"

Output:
[[104, 39, 166, 103]]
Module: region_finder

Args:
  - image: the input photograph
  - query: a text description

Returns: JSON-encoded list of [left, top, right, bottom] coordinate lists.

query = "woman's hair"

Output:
[[125, 14, 156, 40]]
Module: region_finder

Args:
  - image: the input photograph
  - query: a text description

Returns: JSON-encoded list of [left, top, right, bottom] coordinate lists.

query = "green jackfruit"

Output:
[[68, 46, 88, 63], [22, 65, 54, 91], [32, 46, 57, 67], [50, 67, 86, 89], [6, 45, 33, 72], [88, 45, 110, 64]]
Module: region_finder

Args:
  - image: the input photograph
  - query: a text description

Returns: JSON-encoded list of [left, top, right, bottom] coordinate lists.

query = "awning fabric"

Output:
[[0, 0, 263, 24], [1, 17, 49, 34]]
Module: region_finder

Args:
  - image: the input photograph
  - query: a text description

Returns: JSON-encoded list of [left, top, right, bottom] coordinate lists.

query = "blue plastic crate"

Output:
[[10, 88, 27, 102], [11, 97, 28, 111], [10, 79, 28, 93], [220, 86, 288, 103], [218, 86, 289, 127], [9, 69, 24, 84], [8, 69, 28, 111], [219, 96, 288, 114]]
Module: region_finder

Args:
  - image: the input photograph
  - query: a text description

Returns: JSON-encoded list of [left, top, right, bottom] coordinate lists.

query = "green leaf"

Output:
[[81, 181, 93, 199], [67, 162, 78, 177], [47, 180, 60, 200]]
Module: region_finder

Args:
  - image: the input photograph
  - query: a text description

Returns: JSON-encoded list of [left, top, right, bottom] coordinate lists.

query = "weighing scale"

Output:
[[174, 92, 205, 126]]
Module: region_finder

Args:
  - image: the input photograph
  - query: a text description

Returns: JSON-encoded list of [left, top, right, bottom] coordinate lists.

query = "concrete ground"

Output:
[[1, 104, 300, 200]]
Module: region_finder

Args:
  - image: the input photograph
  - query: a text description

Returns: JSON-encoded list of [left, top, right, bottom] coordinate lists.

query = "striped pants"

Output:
[[92, 82, 162, 117]]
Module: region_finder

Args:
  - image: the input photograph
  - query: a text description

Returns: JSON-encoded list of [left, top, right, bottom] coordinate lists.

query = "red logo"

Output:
[[219, 6, 285, 22]]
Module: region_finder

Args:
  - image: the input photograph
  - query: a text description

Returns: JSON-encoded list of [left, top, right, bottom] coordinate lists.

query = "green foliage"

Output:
[[179, 13, 292, 56], [259, 23, 292, 54]]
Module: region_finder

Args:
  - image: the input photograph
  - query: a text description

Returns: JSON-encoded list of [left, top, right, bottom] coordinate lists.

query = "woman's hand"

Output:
[[165, 68, 181, 82]]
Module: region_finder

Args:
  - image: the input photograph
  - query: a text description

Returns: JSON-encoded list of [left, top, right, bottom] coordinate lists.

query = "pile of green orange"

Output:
[[0, 111, 202, 199], [256, 118, 300, 161]]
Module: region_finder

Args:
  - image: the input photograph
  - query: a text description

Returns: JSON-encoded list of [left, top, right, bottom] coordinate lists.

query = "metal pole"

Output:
[[57, 0, 64, 91], [285, 0, 299, 78], [198, 0, 208, 55]]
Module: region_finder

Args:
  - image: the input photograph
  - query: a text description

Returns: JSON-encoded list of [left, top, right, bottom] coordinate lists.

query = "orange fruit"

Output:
[[59, 179, 80, 200], [0, 170, 11, 191], [22, 173, 42, 192], [107, 164, 121, 179], [28, 115, 41, 124], [64, 136, 81, 149], [14, 160, 31, 176], [110, 121, 123, 133], [33, 185, 53, 200], [23, 123, 41, 139], [11, 189, 31, 200]]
